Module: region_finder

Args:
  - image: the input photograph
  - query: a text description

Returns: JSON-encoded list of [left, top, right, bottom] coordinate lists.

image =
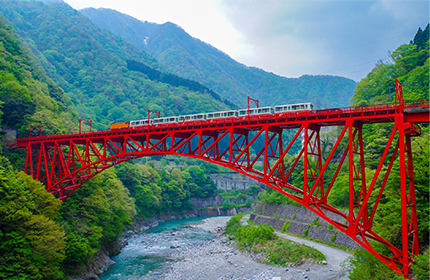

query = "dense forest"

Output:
[[259, 25, 429, 279], [0, 11, 221, 278], [81, 7, 358, 109], [0, 0, 234, 132]]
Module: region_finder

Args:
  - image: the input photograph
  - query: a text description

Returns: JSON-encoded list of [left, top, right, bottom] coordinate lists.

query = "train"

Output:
[[110, 102, 314, 130]]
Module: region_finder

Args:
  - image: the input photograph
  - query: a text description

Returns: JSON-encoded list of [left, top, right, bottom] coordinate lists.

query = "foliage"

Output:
[[0, 1, 233, 131], [226, 214, 325, 266], [0, 15, 77, 137], [127, 60, 238, 109], [0, 156, 65, 279], [58, 169, 135, 273], [225, 212, 245, 235], [346, 249, 403, 280], [235, 224, 275, 247], [115, 162, 217, 219], [351, 24, 429, 106], [410, 249, 429, 280]]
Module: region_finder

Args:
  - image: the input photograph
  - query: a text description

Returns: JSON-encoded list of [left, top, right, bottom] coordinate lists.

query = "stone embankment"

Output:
[[251, 202, 360, 250], [210, 173, 262, 191]]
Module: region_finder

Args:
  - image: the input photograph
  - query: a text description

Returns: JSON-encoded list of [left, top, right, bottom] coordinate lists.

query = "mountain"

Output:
[[0, 14, 77, 137], [80, 8, 357, 108], [0, 1, 233, 130]]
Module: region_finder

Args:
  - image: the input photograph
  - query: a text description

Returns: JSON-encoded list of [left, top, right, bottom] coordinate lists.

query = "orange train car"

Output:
[[110, 121, 130, 130]]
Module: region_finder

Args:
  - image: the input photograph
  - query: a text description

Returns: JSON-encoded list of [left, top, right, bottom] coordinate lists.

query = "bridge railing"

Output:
[[403, 99, 430, 108], [11, 100, 429, 145]]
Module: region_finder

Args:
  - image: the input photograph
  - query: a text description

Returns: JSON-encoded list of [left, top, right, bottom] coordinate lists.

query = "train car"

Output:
[[206, 110, 238, 119], [130, 120, 148, 127], [153, 116, 178, 125], [110, 121, 130, 129], [238, 106, 274, 116], [178, 113, 206, 122], [110, 102, 314, 130], [274, 102, 314, 113]]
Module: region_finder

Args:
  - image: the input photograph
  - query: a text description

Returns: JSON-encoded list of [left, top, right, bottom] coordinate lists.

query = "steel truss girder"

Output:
[[21, 113, 421, 278]]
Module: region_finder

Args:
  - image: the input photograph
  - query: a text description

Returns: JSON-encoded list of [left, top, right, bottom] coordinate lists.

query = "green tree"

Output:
[[0, 157, 65, 279]]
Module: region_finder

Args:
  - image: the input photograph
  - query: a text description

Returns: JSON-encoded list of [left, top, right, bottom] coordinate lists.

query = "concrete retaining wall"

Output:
[[251, 202, 360, 250]]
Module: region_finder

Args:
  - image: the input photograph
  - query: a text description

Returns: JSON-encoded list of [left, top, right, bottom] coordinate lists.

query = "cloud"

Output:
[[66, 0, 429, 81], [218, 0, 429, 80]]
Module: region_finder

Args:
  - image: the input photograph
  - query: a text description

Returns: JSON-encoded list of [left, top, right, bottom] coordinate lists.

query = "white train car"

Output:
[[238, 106, 274, 116], [207, 110, 238, 119], [178, 113, 206, 122], [152, 116, 178, 125], [114, 102, 315, 130], [130, 119, 149, 127], [274, 102, 314, 113]]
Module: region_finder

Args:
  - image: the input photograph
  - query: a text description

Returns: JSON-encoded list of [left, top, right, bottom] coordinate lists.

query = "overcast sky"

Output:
[[65, 0, 429, 82]]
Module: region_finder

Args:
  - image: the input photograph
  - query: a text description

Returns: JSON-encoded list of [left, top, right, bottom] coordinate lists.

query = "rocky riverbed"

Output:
[[158, 216, 351, 280]]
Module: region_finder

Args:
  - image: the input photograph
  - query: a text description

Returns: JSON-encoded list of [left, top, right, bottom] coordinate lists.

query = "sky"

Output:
[[65, 0, 429, 82]]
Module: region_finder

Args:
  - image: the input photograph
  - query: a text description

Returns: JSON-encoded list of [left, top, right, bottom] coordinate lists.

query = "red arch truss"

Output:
[[14, 100, 429, 278]]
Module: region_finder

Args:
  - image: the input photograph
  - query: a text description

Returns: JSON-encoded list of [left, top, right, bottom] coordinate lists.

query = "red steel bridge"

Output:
[[12, 81, 429, 278]]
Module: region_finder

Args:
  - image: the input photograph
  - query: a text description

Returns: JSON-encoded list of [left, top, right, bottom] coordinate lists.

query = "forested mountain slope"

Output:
[[0, 1, 233, 130], [0, 15, 77, 137], [0, 12, 225, 278], [80, 8, 357, 108]]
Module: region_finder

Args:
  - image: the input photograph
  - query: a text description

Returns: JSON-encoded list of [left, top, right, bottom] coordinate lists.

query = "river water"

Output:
[[100, 217, 215, 280]]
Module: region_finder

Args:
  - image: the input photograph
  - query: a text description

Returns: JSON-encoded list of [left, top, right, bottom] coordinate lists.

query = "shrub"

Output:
[[330, 232, 337, 243], [281, 221, 290, 233], [235, 224, 275, 247], [225, 213, 244, 235]]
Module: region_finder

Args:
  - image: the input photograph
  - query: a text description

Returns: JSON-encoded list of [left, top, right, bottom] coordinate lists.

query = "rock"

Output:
[[170, 244, 179, 249], [83, 273, 100, 280], [322, 260, 328, 265]]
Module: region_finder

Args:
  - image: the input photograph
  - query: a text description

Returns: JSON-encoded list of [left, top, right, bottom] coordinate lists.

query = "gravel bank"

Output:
[[158, 216, 350, 280]]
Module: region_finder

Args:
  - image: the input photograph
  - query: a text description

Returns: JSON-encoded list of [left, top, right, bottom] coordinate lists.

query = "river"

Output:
[[99, 217, 215, 280]]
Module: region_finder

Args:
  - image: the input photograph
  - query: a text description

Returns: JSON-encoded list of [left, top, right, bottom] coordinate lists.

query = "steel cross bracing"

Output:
[[13, 100, 429, 278]]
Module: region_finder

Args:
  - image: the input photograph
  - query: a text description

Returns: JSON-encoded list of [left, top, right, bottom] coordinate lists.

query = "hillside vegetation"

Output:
[[0, 10, 221, 278], [81, 7, 357, 108], [0, 0, 233, 130], [0, 15, 77, 137]]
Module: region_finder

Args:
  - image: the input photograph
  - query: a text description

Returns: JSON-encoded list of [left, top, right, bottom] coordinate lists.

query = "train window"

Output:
[[301, 105, 304, 109]]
